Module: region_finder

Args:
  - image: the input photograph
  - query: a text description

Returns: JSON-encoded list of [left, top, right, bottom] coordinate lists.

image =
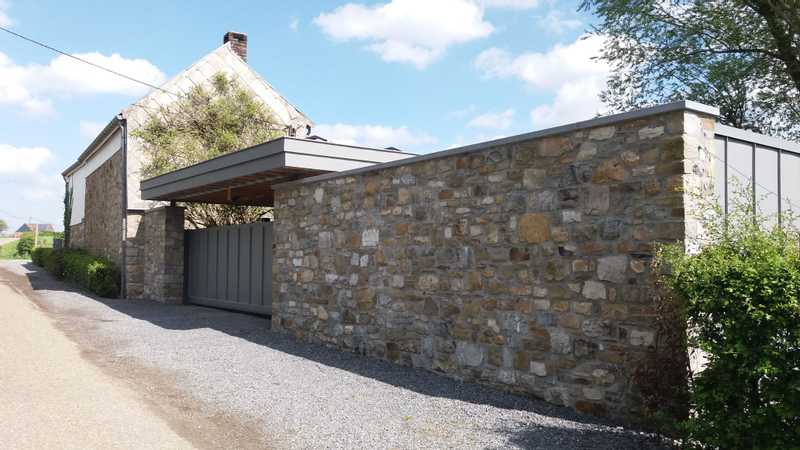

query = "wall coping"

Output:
[[274, 100, 720, 190]]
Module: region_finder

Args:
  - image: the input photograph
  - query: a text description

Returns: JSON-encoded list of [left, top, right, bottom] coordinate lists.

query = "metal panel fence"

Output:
[[185, 221, 272, 315], [714, 124, 800, 228]]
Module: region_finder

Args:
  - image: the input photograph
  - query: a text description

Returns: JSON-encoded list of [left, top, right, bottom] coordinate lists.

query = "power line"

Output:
[[0, 209, 50, 224], [0, 25, 177, 98]]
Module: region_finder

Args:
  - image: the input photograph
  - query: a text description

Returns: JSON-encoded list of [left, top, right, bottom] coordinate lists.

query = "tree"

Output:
[[16, 236, 34, 258], [0, 219, 7, 235], [63, 184, 72, 247], [133, 73, 284, 228], [580, 0, 800, 138]]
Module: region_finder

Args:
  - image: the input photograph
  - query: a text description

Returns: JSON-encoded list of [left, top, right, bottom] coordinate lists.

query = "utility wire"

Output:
[[0, 25, 177, 97]]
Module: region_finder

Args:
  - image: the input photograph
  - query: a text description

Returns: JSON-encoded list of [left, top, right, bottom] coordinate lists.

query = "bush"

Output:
[[36, 248, 119, 298], [16, 236, 34, 257], [658, 190, 800, 449], [31, 247, 50, 266], [62, 250, 120, 297], [33, 248, 66, 279]]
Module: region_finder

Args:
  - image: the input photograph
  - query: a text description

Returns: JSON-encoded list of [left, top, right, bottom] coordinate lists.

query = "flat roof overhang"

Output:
[[140, 137, 416, 206]]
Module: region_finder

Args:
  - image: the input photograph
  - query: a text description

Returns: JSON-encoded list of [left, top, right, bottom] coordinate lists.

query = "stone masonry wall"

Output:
[[84, 150, 123, 265], [125, 211, 145, 299], [272, 107, 717, 419], [68, 222, 86, 249], [143, 206, 185, 303]]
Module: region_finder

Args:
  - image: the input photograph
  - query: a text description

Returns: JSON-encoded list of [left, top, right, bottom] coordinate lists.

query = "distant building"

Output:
[[15, 223, 55, 238]]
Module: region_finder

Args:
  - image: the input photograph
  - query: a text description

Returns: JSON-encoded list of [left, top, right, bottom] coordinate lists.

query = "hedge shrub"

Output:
[[33, 248, 65, 279], [659, 190, 800, 449], [16, 236, 34, 257], [33, 248, 119, 298]]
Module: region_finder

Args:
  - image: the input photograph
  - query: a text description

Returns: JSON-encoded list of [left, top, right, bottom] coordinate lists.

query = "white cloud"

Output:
[[0, 0, 12, 27], [314, 0, 494, 69], [478, 0, 539, 9], [0, 51, 165, 116], [314, 123, 436, 151], [467, 108, 515, 129], [0, 144, 52, 174], [475, 34, 609, 128], [79, 120, 106, 140], [530, 77, 605, 128], [289, 17, 299, 31], [0, 142, 63, 229], [537, 10, 582, 34], [475, 35, 607, 89]]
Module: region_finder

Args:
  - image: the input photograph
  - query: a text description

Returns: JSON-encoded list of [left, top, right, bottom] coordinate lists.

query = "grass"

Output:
[[0, 239, 24, 259], [0, 232, 58, 260]]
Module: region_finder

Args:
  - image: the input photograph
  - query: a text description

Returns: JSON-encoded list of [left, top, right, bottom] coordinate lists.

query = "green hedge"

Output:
[[658, 189, 800, 448], [32, 248, 119, 298]]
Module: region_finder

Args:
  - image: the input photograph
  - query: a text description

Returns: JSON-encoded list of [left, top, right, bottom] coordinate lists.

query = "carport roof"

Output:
[[140, 137, 416, 206]]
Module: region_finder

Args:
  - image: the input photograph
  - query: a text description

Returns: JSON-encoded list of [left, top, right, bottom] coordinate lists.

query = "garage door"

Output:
[[185, 222, 272, 315]]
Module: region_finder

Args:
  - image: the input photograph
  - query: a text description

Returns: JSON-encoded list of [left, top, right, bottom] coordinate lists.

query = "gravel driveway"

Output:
[[1, 261, 668, 450]]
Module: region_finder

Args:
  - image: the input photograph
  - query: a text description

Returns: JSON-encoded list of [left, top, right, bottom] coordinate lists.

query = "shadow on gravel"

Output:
[[21, 262, 666, 449]]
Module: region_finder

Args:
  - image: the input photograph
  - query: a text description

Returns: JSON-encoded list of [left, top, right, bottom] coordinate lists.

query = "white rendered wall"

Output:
[[66, 128, 122, 225]]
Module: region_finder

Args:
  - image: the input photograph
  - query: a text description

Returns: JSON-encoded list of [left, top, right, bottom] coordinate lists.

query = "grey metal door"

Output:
[[185, 222, 272, 315]]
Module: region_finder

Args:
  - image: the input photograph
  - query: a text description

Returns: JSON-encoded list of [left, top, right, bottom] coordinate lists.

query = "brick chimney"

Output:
[[223, 31, 247, 62]]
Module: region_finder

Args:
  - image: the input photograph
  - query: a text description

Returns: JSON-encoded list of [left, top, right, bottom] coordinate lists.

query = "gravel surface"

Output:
[[2, 261, 669, 450]]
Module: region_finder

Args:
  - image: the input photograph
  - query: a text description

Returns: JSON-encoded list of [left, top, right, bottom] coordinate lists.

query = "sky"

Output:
[[0, 0, 607, 231]]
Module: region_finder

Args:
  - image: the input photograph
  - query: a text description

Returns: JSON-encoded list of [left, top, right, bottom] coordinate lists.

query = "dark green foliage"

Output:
[[63, 184, 72, 248], [34, 248, 119, 298], [658, 191, 800, 448], [33, 248, 65, 278], [16, 236, 34, 257], [0, 219, 7, 234], [580, 0, 800, 138], [31, 247, 47, 266]]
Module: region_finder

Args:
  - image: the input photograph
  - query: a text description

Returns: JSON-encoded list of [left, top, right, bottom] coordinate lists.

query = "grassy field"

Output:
[[0, 239, 22, 259], [0, 232, 58, 260]]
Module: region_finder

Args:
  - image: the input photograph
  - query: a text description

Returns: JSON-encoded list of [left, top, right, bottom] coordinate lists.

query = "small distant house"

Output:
[[15, 223, 55, 238]]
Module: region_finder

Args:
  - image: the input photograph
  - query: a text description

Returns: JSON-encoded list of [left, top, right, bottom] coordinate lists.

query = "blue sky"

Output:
[[0, 0, 606, 231]]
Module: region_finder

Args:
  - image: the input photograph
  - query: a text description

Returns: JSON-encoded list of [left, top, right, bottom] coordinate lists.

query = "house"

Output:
[[61, 32, 314, 299], [15, 223, 55, 238]]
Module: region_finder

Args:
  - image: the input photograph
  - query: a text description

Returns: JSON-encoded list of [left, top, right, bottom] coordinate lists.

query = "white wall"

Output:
[[66, 128, 122, 225]]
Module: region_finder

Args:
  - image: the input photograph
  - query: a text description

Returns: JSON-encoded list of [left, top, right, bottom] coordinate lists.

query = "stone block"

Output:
[[519, 213, 550, 244], [597, 255, 628, 283]]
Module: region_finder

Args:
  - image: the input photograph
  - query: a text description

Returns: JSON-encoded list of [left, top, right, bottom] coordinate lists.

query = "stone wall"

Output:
[[125, 211, 145, 299], [272, 106, 717, 419], [143, 206, 185, 303], [83, 149, 124, 265], [68, 222, 86, 249]]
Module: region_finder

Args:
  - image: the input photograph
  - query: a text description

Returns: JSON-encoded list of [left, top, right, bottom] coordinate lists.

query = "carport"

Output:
[[140, 136, 415, 314]]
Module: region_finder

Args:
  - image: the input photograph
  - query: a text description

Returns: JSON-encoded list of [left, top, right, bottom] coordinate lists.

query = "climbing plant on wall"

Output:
[[63, 183, 72, 247], [133, 73, 284, 228]]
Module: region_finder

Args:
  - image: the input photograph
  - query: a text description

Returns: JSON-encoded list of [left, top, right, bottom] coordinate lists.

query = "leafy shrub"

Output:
[[658, 190, 800, 449], [63, 250, 119, 297], [16, 236, 34, 257], [31, 247, 50, 266], [33, 248, 65, 278], [36, 248, 119, 297]]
